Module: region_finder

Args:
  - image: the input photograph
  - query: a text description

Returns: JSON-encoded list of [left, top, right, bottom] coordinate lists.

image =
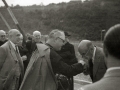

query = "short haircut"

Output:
[[8, 29, 18, 37], [0, 30, 6, 35], [33, 31, 41, 37], [104, 24, 120, 59], [49, 29, 65, 40]]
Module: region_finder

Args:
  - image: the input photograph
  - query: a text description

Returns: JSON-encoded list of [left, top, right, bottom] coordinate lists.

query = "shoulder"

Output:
[[95, 46, 104, 56], [80, 79, 106, 90], [50, 48, 62, 60]]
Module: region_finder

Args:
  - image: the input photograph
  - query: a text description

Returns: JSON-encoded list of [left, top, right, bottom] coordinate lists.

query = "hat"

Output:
[[64, 31, 71, 37]]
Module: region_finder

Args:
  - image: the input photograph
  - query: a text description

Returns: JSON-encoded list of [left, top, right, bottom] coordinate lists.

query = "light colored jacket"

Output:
[[19, 44, 57, 90], [0, 41, 24, 90], [80, 69, 120, 90]]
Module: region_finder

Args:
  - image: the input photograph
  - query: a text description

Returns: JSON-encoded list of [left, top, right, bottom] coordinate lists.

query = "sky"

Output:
[[0, 0, 85, 6]]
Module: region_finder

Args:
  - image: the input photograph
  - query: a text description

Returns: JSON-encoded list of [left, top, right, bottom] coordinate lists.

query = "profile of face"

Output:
[[17, 34, 23, 46], [9, 30, 21, 44], [54, 37, 65, 51], [79, 44, 93, 61], [0, 32, 6, 42]]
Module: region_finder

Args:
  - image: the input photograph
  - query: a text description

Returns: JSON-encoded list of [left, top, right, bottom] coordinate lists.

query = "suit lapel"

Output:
[[8, 41, 18, 62], [93, 47, 101, 77], [8, 41, 24, 78]]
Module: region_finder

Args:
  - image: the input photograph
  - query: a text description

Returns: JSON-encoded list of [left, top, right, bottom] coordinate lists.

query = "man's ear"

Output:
[[103, 45, 108, 57]]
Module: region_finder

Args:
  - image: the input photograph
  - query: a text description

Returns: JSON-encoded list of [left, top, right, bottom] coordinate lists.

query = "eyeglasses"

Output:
[[57, 37, 65, 43], [0, 35, 5, 38], [81, 47, 90, 59]]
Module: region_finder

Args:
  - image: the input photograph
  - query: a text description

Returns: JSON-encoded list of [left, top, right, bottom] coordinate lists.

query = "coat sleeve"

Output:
[[0, 47, 7, 71], [0, 47, 7, 90], [50, 49, 83, 77]]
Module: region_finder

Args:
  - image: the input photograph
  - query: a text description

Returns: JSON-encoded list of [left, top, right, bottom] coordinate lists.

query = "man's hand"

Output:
[[79, 60, 85, 66], [21, 55, 27, 61]]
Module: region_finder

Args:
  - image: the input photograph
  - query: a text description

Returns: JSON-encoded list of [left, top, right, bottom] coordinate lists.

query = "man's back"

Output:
[[81, 69, 120, 90]]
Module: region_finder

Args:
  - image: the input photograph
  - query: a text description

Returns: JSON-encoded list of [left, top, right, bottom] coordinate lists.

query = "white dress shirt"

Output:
[[92, 46, 96, 64]]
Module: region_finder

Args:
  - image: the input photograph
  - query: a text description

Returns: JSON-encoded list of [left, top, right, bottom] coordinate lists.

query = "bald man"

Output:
[[26, 31, 42, 69], [80, 24, 120, 90], [0, 30, 7, 46], [0, 29, 24, 90], [78, 40, 107, 82], [19, 29, 84, 90]]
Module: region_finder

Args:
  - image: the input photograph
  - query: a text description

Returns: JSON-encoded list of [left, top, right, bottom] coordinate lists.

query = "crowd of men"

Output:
[[0, 24, 120, 90]]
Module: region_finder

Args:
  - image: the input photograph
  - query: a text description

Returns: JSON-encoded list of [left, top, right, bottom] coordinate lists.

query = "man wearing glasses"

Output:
[[78, 40, 107, 82], [0, 30, 7, 46], [19, 29, 85, 90]]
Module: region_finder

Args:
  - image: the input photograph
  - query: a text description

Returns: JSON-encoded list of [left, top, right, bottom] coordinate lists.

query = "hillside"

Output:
[[0, 0, 120, 40]]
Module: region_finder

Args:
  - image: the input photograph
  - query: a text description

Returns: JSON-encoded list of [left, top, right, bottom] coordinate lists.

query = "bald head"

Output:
[[78, 40, 92, 54], [33, 30, 41, 43], [8, 29, 21, 44], [78, 40, 94, 60], [33, 31, 41, 37], [0, 30, 6, 41]]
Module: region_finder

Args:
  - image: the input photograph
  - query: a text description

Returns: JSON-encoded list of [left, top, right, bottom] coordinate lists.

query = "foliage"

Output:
[[0, 0, 120, 40]]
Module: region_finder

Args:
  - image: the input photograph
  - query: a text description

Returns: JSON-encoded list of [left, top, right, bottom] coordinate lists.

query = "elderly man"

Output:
[[80, 24, 120, 90], [26, 31, 42, 69], [0, 29, 24, 90], [26, 30, 42, 53], [57, 31, 77, 90], [0, 30, 7, 46], [19, 29, 85, 90], [17, 34, 28, 70], [78, 40, 107, 82]]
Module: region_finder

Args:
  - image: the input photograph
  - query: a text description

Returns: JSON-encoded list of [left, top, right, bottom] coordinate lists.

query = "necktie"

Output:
[[15, 45, 19, 54], [89, 59, 93, 81]]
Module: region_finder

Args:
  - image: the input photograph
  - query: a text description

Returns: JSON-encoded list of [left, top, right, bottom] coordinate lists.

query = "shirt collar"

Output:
[[107, 67, 120, 72], [92, 46, 96, 61], [9, 40, 16, 50]]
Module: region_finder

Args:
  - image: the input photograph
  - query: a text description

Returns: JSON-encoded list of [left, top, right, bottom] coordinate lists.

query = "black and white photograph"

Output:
[[0, 0, 120, 90]]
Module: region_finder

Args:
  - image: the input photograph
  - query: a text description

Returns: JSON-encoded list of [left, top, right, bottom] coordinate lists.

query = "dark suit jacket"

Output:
[[85, 46, 107, 82], [0, 41, 24, 90], [57, 42, 77, 65], [26, 40, 42, 68], [0, 40, 7, 46], [19, 44, 84, 90], [81, 69, 120, 90]]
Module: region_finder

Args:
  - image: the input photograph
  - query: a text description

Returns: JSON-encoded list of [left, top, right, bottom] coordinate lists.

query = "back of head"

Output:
[[104, 24, 120, 59]]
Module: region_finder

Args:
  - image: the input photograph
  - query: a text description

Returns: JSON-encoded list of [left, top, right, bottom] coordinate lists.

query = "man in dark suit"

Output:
[[19, 29, 85, 90], [57, 31, 77, 90], [78, 40, 107, 82], [0, 29, 24, 90], [17, 34, 28, 71], [26, 31, 42, 69], [80, 24, 120, 90], [0, 30, 7, 46]]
